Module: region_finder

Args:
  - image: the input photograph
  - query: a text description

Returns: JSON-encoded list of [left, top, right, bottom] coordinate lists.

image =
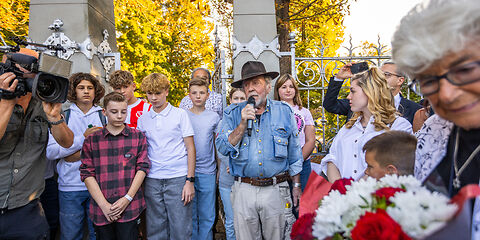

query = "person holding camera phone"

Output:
[[323, 62, 422, 124], [0, 48, 74, 239]]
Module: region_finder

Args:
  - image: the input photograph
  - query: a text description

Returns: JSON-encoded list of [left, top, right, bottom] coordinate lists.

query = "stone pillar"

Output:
[[28, 0, 117, 84], [233, 0, 280, 97]]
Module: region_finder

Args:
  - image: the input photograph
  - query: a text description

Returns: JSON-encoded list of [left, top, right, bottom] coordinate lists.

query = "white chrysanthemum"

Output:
[[378, 174, 422, 190], [312, 190, 350, 239], [387, 189, 457, 239]]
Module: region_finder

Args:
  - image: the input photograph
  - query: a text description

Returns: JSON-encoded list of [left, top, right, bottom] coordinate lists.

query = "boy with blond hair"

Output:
[[109, 70, 151, 128], [187, 77, 221, 240], [363, 130, 417, 180], [137, 73, 196, 240], [80, 92, 150, 239]]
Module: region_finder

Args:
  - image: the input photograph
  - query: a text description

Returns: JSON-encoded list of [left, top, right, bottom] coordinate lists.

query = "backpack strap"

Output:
[[98, 110, 107, 126], [63, 109, 71, 124]]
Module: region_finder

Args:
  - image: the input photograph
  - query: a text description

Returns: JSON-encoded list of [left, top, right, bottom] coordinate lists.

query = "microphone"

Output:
[[246, 96, 255, 136]]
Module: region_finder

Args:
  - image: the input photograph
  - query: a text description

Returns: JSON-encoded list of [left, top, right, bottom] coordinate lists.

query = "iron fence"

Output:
[[212, 34, 417, 156]]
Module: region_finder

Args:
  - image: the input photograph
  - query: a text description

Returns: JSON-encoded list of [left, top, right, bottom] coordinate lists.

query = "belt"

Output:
[[234, 172, 289, 187]]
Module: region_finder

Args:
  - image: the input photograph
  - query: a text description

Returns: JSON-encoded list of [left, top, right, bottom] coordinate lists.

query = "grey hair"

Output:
[[381, 61, 407, 78], [191, 68, 211, 80], [392, 0, 480, 78]]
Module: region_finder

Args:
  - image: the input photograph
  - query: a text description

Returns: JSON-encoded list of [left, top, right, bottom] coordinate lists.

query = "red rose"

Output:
[[351, 209, 411, 240], [374, 187, 406, 204], [291, 212, 316, 240], [329, 178, 354, 194]]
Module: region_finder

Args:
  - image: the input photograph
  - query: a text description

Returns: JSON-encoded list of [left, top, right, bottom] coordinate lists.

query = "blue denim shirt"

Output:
[[216, 99, 303, 178]]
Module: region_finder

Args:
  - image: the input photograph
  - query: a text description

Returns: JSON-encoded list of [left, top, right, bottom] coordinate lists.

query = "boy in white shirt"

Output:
[[187, 78, 220, 240], [46, 72, 105, 240], [109, 70, 151, 128], [137, 73, 196, 240]]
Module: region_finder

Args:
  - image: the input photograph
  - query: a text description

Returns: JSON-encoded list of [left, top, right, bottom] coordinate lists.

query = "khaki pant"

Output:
[[231, 180, 296, 240]]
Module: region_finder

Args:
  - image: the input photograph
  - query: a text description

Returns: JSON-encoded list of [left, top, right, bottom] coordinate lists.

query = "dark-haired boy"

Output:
[[80, 92, 150, 240], [363, 130, 417, 180]]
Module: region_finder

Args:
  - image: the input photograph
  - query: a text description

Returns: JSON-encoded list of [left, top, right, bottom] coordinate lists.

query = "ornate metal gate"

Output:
[[211, 33, 413, 156]]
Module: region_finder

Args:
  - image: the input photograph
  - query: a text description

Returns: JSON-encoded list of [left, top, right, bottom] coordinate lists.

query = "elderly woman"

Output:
[[392, 0, 480, 236]]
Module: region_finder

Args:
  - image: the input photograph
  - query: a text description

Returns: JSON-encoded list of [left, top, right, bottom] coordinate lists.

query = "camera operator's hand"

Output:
[[335, 63, 354, 80], [43, 101, 74, 148], [0, 72, 19, 101], [42, 102, 63, 123]]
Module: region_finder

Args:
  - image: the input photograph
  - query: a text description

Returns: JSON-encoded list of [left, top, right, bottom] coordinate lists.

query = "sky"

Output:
[[340, 0, 423, 54]]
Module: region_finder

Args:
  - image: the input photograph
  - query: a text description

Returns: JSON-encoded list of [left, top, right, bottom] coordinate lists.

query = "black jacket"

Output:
[[322, 77, 422, 124]]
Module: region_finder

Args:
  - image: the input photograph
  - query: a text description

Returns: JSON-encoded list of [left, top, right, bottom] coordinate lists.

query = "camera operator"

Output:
[[0, 48, 74, 239]]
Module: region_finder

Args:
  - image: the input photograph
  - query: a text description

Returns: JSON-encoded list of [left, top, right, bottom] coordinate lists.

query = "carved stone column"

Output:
[[233, 0, 280, 97], [28, 0, 118, 84]]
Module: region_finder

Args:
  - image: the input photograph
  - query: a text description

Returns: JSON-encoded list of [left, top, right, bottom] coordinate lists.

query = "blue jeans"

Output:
[[300, 159, 312, 192], [219, 186, 236, 240], [192, 173, 216, 240], [59, 190, 96, 240]]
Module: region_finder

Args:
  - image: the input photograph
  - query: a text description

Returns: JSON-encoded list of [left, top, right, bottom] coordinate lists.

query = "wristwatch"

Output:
[[186, 176, 195, 183], [293, 182, 301, 188], [48, 116, 65, 127]]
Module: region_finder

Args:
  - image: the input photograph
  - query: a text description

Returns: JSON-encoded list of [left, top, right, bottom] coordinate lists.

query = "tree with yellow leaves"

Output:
[[114, 0, 214, 106], [0, 0, 29, 45]]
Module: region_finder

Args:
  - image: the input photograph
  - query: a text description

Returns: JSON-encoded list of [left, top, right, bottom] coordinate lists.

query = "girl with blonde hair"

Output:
[[320, 67, 412, 182]]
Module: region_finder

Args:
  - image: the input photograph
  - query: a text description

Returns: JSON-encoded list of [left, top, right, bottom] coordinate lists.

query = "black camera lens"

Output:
[[32, 73, 69, 103], [37, 77, 57, 98]]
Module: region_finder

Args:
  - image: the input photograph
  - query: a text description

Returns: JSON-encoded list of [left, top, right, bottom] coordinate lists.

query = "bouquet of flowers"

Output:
[[292, 175, 459, 240]]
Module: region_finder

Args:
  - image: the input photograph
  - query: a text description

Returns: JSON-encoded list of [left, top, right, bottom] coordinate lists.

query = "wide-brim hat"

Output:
[[231, 61, 279, 88]]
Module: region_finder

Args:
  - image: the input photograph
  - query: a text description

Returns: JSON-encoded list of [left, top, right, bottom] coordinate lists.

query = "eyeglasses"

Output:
[[384, 72, 402, 78], [409, 60, 480, 96]]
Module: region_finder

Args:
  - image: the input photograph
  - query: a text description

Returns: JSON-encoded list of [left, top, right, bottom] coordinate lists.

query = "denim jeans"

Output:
[[59, 190, 96, 240], [191, 173, 216, 240], [145, 176, 192, 240], [219, 186, 236, 240], [300, 159, 312, 192]]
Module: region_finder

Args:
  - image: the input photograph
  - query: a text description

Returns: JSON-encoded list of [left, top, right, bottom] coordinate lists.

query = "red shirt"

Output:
[[127, 99, 151, 128], [80, 126, 150, 226]]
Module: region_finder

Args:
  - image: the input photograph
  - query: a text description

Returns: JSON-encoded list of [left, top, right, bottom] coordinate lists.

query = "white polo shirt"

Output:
[[137, 103, 194, 179]]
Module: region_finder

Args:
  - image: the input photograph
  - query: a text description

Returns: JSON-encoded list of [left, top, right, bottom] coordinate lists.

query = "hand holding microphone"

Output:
[[246, 96, 256, 136]]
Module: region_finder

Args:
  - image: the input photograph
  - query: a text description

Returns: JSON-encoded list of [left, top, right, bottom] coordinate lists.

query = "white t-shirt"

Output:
[[137, 103, 194, 179], [292, 105, 314, 148]]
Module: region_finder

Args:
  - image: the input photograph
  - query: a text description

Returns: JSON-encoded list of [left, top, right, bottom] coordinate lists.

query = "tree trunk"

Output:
[[275, 0, 291, 75]]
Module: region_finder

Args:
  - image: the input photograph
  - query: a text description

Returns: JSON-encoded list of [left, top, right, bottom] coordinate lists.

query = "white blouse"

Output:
[[321, 116, 412, 180]]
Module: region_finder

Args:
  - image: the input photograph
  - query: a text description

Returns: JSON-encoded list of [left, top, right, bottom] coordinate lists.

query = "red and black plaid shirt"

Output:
[[80, 126, 150, 226]]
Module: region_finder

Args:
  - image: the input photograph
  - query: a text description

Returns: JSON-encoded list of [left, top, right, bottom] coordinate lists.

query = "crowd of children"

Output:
[[41, 67, 419, 240]]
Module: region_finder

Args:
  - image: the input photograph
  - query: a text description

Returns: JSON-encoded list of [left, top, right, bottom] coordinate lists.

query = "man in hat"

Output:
[[216, 61, 303, 239]]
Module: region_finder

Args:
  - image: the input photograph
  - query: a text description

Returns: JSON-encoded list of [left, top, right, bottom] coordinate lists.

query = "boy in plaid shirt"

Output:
[[80, 92, 150, 239]]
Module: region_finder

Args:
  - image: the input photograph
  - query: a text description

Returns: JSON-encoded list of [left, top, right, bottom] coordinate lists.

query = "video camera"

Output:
[[0, 37, 72, 103]]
